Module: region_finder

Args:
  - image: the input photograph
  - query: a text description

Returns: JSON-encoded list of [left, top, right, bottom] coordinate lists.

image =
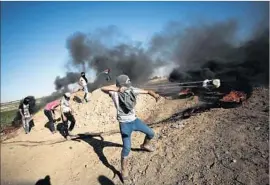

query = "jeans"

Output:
[[83, 85, 89, 101], [22, 117, 31, 133], [44, 110, 55, 132], [120, 118, 154, 158]]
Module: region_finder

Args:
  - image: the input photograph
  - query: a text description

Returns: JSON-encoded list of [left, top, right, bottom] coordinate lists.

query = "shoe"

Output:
[[140, 137, 155, 152]]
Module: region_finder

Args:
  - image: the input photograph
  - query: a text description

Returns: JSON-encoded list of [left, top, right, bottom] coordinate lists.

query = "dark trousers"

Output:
[[62, 112, 76, 137], [44, 110, 55, 132]]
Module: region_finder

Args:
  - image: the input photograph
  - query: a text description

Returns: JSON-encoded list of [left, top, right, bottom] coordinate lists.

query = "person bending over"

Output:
[[60, 92, 76, 138], [44, 100, 60, 134]]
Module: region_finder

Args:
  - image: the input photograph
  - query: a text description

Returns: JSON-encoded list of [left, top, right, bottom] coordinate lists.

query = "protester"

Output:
[[78, 72, 89, 103], [44, 100, 60, 134], [19, 97, 33, 134], [101, 74, 160, 180], [60, 92, 76, 139]]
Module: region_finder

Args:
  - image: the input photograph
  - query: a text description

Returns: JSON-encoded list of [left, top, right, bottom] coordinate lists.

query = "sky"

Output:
[[1, 1, 268, 103]]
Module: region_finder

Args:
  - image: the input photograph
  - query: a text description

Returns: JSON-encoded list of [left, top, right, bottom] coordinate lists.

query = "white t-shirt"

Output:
[[61, 97, 71, 113], [109, 87, 141, 123], [79, 77, 87, 86], [23, 104, 31, 118]]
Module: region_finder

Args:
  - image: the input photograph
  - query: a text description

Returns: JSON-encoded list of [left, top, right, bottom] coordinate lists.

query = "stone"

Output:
[[255, 127, 260, 131]]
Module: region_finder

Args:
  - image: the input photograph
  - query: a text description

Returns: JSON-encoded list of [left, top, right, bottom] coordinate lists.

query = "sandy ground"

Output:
[[1, 87, 269, 185]]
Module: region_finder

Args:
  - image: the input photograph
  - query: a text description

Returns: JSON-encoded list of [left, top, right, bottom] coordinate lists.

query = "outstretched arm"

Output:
[[101, 84, 120, 93], [135, 89, 160, 102]]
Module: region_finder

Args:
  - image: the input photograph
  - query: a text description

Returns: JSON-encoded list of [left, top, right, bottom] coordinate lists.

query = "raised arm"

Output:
[[135, 88, 160, 102], [101, 84, 120, 93]]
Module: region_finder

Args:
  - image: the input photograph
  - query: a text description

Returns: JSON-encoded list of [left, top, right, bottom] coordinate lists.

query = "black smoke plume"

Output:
[[55, 26, 164, 92], [54, 72, 81, 91], [167, 24, 269, 86], [54, 3, 268, 98]]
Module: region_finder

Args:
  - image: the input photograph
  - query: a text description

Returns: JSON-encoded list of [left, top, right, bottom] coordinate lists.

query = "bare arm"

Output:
[[101, 84, 120, 93], [136, 89, 160, 101]]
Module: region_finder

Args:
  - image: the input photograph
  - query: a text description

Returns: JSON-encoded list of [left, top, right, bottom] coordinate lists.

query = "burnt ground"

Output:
[[113, 87, 269, 185]]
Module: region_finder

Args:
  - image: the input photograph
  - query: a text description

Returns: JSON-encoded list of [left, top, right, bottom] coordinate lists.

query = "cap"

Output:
[[116, 75, 131, 87]]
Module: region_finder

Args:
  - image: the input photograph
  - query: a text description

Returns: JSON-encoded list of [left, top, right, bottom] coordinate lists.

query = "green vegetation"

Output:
[[0, 109, 18, 127]]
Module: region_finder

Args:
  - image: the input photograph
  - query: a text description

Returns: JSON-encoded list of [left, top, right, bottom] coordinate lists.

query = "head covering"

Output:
[[81, 72, 88, 83], [64, 92, 71, 99], [23, 97, 30, 105], [116, 74, 131, 87]]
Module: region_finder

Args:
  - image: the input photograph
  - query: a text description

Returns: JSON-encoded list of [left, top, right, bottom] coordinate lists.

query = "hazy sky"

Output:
[[1, 1, 268, 102]]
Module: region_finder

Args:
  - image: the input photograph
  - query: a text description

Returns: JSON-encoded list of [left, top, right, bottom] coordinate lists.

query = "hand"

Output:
[[119, 86, 128, 93], [154, 94, 161, 102], [148, 90, 160, 102], [203, 79, 210, 87]]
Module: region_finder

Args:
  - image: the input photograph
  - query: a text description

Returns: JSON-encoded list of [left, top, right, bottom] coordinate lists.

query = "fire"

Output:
[[221, 91, 247, 103]]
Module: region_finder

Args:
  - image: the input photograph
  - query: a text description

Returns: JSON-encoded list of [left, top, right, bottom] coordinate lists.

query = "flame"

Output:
[[221, 91, 247, 103]]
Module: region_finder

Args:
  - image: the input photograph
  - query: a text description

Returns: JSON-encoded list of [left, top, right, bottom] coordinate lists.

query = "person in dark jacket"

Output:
[[19, 97, 33, 134]]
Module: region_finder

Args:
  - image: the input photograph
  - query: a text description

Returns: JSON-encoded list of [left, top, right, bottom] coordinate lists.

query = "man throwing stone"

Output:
[[101, 74, 160, 180]]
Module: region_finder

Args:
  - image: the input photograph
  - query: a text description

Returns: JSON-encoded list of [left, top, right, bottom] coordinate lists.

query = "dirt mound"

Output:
[[1, 87, 269, 185]]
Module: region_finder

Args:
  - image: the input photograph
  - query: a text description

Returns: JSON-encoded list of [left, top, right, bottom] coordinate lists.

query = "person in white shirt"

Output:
[[78, 72, 89, 103], [60, 92, 76, 138]]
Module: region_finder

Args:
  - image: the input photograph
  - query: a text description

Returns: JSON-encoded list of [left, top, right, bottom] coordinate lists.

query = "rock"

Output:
[[208, 162, 215, 169], [85, 164, 87, 168], [255, 127, 260, 130], [232, 159, 237, 163], [170, 124, 180, 129]]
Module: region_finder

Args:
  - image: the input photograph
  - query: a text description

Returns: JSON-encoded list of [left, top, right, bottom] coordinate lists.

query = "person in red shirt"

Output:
[[44, 100, 60, 134]]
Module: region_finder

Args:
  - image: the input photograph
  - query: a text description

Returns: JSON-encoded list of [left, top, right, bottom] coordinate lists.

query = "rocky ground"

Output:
[[1, 87, 269, 185]]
